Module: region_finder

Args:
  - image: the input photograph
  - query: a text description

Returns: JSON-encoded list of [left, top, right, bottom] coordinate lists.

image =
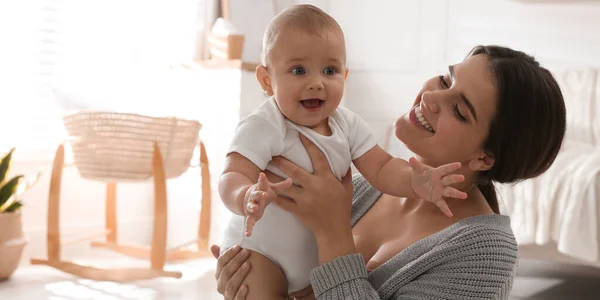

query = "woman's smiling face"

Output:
[[394, 54, 498, 170]]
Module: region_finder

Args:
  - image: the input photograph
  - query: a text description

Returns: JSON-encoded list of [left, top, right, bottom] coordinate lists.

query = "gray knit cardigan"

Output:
[[309, 175, 518, 300]]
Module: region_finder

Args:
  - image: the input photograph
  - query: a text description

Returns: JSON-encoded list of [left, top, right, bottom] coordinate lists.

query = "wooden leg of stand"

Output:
[[198, 141, 211, 253], [106, 183, 117, 243], [150, 143, 167, 270], [47, 144, 65, 262], [30, 258, 182, 281]]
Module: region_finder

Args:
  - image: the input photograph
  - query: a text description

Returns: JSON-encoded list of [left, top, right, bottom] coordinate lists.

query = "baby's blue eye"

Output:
[[323, 67, 336, 75], [292, 67, 306, 75]]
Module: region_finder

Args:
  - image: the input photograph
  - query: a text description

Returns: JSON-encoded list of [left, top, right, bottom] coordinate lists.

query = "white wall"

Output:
[[322, 0, 600, 146]]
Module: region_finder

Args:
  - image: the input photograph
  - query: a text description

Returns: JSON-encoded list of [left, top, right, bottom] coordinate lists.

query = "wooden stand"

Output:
[[31, 142, 212, 281]]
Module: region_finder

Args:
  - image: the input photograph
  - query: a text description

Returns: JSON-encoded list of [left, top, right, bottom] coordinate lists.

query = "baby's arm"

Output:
[[219, 153, 292, 236], [353, 145, 466, 217], [218, 152, 262, 216], [352, 145, 415, 197]]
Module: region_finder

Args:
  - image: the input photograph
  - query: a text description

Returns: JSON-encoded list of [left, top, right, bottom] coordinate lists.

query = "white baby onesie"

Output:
[[220, 97, 377, 292]]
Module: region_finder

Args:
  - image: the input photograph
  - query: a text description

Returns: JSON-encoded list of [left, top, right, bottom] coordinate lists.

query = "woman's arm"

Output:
[[269, 135, 381, 299]]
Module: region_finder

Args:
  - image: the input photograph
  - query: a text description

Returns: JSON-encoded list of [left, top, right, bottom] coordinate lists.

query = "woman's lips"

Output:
[[409, 106, 432, 132]]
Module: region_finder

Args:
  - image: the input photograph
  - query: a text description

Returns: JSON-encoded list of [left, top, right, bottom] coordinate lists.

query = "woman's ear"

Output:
[[256, 65, 274, 96], [468, 151, 495, 171]]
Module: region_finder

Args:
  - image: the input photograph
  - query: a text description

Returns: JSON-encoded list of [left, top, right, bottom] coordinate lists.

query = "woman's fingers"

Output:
[[341, 168, 353, 194], [210, 245, 221, 259], [272, 156, 312, 186], [234, 284, 248, 300], [215, 245, 241, 280], [217, 248, 251, 294], [269, 177, 293, 190], [299, 134, 330, 175], [224, 263, 251, 300], [272, 194, 297, 213], [270, 182, 303, 200]]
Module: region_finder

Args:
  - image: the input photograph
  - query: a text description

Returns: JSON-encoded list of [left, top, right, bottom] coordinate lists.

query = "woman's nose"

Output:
[[421, 91, 440, 114]]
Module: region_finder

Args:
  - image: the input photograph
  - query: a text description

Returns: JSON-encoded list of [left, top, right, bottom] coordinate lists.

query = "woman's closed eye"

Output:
[[454, 104, 467, 122], [438, 75, 450, 89], [291, 66, 306, 75], [439, 75, 468, 123]]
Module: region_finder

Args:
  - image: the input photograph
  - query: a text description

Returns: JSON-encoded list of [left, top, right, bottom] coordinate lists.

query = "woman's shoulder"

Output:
[[430, 214, 519, 272], [445, 214, 517, 250]]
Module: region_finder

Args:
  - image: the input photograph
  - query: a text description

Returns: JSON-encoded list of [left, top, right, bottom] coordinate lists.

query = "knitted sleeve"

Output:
[[309, 225, 518, 300]]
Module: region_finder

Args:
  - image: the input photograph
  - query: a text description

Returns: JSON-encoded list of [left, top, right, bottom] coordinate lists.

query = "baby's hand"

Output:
[[244, 172, 293, 237], [408, 157, 467, 217]]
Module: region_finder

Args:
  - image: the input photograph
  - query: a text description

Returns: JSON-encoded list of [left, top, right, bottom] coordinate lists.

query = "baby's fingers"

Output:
[[442, 174, 465, 186], [256, 172, 270, 191], [436, 200, 454, 218], [437, 162, 462, 175], [245, 216, 257, 237], [245, 202, 267, 237], [408, 157, 426, 173], [247, 191, 268, 213], [443, 187, 468, 199]]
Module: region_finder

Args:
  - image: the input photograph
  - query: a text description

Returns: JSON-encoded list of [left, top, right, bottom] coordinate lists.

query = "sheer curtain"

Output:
[[0, 0, 208, 157]]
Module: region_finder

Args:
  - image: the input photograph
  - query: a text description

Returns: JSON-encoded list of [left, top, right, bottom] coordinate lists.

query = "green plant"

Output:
[[0, 149, 41, 213]]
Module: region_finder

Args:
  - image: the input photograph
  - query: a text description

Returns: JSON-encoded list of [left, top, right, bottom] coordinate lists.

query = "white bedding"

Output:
[[497, 141, 600, 263]]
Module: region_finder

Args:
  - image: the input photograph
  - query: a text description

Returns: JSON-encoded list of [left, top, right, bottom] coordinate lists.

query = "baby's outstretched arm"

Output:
[[219, 153, 292, 236], [353, 145, 466, 217]]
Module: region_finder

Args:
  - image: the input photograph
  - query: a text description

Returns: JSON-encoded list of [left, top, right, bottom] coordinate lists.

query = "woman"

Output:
[[211, 45, 566, 299]]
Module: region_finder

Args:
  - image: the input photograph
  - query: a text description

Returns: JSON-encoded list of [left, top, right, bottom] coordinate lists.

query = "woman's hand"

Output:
[[270, 134, 357, 264], [210, 245, 251, 300]]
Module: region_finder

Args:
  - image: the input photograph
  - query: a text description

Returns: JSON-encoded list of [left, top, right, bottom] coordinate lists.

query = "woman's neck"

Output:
[[404, 184, 493, 219]]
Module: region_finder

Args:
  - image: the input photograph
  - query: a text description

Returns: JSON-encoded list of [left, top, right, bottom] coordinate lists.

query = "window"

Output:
[[0, 0, 206, 157]]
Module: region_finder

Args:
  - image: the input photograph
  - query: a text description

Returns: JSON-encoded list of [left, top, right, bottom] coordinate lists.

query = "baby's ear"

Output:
[[256, 65, 274, 96], [344, 67, 349, 80]]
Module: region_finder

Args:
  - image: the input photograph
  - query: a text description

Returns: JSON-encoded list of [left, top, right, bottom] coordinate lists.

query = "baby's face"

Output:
[[263, 28, 347, 129]]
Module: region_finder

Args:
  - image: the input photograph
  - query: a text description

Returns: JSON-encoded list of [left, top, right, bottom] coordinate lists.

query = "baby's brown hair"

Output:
[[261, 4, 345, 65]]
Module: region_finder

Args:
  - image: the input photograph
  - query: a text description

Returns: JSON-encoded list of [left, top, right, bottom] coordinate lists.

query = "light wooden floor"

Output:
[[1, 257, 600, 299]]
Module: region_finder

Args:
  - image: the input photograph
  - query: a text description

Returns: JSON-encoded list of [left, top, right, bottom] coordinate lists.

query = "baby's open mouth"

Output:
[[300, 99, 324, 111]]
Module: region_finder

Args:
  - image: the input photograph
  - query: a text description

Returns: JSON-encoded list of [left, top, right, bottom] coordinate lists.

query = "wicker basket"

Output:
[[62, 112, 202, 182]]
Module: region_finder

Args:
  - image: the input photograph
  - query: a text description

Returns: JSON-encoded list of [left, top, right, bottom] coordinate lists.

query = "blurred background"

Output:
[[0, 0, 599, 299]]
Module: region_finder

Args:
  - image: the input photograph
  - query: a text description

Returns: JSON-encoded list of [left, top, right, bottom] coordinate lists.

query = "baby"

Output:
[[218, 4, 466, 297]]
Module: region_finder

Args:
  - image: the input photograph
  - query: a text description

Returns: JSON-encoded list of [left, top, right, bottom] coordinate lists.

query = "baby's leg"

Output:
[[243, 250, 289, 300], [289, 286, 315, 300]]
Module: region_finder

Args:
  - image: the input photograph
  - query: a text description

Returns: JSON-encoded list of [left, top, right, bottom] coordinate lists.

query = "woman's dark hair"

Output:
[[467, 45, 566, 214]]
